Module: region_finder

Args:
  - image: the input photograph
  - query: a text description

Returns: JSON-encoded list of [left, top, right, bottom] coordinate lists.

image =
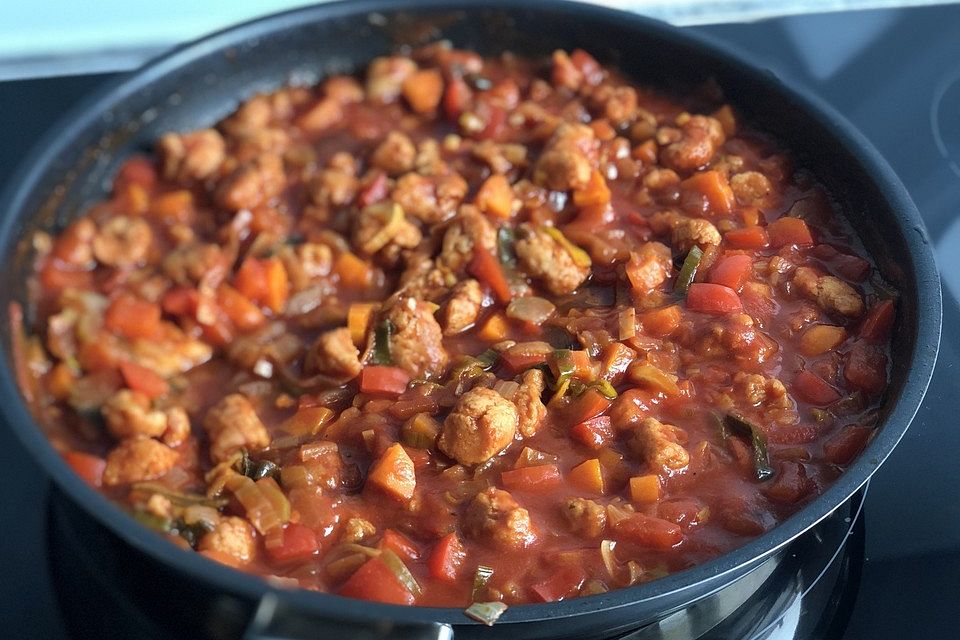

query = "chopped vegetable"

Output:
[[366, 443, 416, 501], [265, 522, 319, 564], [63, 451, 106, 488], [401, 413, 441, 449], [674, 246, 703, 295], [629, 475, 661, 504], [428, 532, 465, 582], [476, 175, 515, 219], [686, 282, 742, 314], [380, 548, 423, 597], [680, 170, 735, 214], [723, 413, 774, 481], [767, 217, 813, 247], [469, 245, 512, 304], [501, 464, 562, 493], [371, 319, 394, 365], [339, 555, 415, 605], [347, 303, 377, 347], [568, 459, 605, 494], [572, 170, 611, 208], [464, 601, 508, 626], [472, 565, 495, 600], [794, 370, 842, 405], [119, 360, 169, 399], [724, 226, 769, 249], [359, 365, 410, 397], [860, 299, 895, 343], [477, 312, 510, 342], [708, 254, 752, 291], [506, 296, 556, 325], [570, 415, 614, 450], [497, 226, 517, 268], [799, 324, 847, 356], [543, 226, 592, 268], [613, 513, 683, 549]]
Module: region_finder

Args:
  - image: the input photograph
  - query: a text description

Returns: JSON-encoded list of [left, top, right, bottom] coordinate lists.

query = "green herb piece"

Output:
[[674, 246, 704, 295], [131, 509, 172, 532], [131, 483, 228, 509], [723, 412, 774, 481], [372, 320, 394, 365], [464, 601, 508, 626]]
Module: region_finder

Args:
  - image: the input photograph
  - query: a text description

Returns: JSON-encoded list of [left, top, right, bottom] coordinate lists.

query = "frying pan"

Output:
[[0, 1, 941, 638]]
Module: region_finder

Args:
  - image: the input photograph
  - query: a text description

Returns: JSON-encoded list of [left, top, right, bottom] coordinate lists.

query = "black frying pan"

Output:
[[0, 1, 942, 638]]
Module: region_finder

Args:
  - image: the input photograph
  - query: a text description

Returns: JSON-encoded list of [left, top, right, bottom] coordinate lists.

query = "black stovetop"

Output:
[[2, 5, 959, 639]]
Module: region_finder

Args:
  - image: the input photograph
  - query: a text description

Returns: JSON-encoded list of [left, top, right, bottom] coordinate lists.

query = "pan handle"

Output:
[[242, 592, 455, 640]]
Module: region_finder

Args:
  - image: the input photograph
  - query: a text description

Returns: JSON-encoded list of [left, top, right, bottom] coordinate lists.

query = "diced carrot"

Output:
[[338, 556, 415, 605], [263, 258, 290, 314], [501, 464, 562, 493], [686, 283, 742, 314], [281, 406, 335, 436], [334, 251, 373, 291], [468, 246, 512, 304], [767, 217, 813, 247], [712, 104, 737, 137], [638, 305, 682, 337], [104, 294, 162, 340], [119, 361, 169, 399], [799, 324, 847, 356], [500, 347, 550, 373], [380, 529, 420, 561], [632, 139, 658, 164], [724, 226, 769, 249], [590, 120, 616, 141], [548, 350, 595, 381], [63, 451, 106, 488], [427, 532, 465, 582], [572, 170, 612, 208], [568, 459, 604, 494], [366, 443, 416, 502], [150, 190, 194, 224], [442, 77, 473, 121], [565, 388, 612, 426], [296, 97, 341, 133], [475, 174, 515, 220], [794, 370, 842, 405], [359, 366, 411, 397], [860, 299, 895, 343], [161, 286, 199, 317], [76, 337, 121, 372], [570, 415, 614, 450], [390, 396, 439, 421], [216, 284, 266, 332], [823, 425, 873, 466], [708, 254, 753, 291], [740, 206, 761, 227], [402, 69, 444, 114], [614, 513, 683, 549], [844, 341, 887, 394], [680, 170, 735, 215], [265, 523, 319, 565], [347, 303, 377, 347], [629, 475, 661, 504], [47, 362, 77, 401], [477, 312, 509, 342]]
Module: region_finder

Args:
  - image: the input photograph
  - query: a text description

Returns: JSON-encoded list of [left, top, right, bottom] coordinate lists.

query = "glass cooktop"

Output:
[[1, 4, 957, 638]]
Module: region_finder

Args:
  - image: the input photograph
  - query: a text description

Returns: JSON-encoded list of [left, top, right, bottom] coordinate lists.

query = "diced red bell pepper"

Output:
[[767, 217, 814, 247], [725, 226, 770, 249], [104, 294, 162, 340], [708, 254, 753, 291], [859, 299, 895, 343], [793, 370, 841, 405], [762, 461, 815, 504], [380, 529, 420, 562], [501, 464, 562, 494], [565, 389, 612, 427], [427, 533, 465, 583], [468, 245, 512, 304], [119, 360, 169, 399], [265, 523, 319, 565], [338, 556, 415, 605], [530, 565, 587, 602], [359, 366, 411, 397], [443, 77, 473, 120], [823, 425, 873, 466], [844, 341, 888, 394], [686, 283, 742, 314], [570, 415, 614, 450], [614, 513, 683, 549], [63, 451, 106, 488]]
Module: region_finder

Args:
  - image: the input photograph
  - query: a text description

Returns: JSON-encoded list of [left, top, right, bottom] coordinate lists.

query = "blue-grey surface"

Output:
[[1, 5, 958, 638]]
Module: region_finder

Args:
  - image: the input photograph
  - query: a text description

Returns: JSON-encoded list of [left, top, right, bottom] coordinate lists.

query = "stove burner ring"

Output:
[[931, 65, 960, 179]]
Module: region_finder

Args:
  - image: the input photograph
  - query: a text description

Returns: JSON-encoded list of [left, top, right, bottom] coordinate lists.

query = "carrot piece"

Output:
[[799, 324, 847, 356], [366, 443, 416, 502], [680, 170, 735, 214], [263, 258, 290, 314], [76, 337, 121, 372], [380, 529, 420, 561], [614, 513, 683, 549], [47, 362, 77, 401], [547, 349, 595, 381], [629, 475, 661, 504], [475, 174, 515, 220], [265, 523, 319, 565], [402, 69, 444, 114], [823, 425, 873, 466], [161, 286, 199, 317], [638, 305, 682, 337], [708, 254, 753, 291], [565, 389, 612, 426], [347, 303, 377, 347], [724, 226, 769, 249], [119, 361, 169, 399], [860, 299, 895, 343], [216, 284, 266, 332], [63, 451, 106, 488], [477, 312, 510, 342], [359, 366, 411, 397], [282, 406, 335, 437], [334, 251, 373, 291], [686, 283, 742, 314], [427, 533, 465, 583], [794, 370, 842, 405], [572, 170, 612, 208], [767, 217, 813, 247], [39, 260, 93, 291], [150, 190, 194, 224], [570, 415, 614, 450], [590, 120, 617, 141], [568, 459, 605, 494], [234, 258, 266, 302], [468, 246, 512, 304], [501, 464, 562, 493], [500, 347, 550, 373], [104, 294, 162, 340], [338, 556, 415, 605]]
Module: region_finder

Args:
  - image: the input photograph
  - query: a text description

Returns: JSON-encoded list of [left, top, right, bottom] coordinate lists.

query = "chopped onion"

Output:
[[472, 565, 495, 600], [325, 553, 369, 581], [625, 560, 644, 586], [618, 307, 636, 340], [605, 503, 634, 527], [252, 358, 274, 379], [465, 602, 508, 626], [493, 379, 520, 401], [380, 549, 422, 597], [506, 296, 556, 325], [600, 540, 619, 580]]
